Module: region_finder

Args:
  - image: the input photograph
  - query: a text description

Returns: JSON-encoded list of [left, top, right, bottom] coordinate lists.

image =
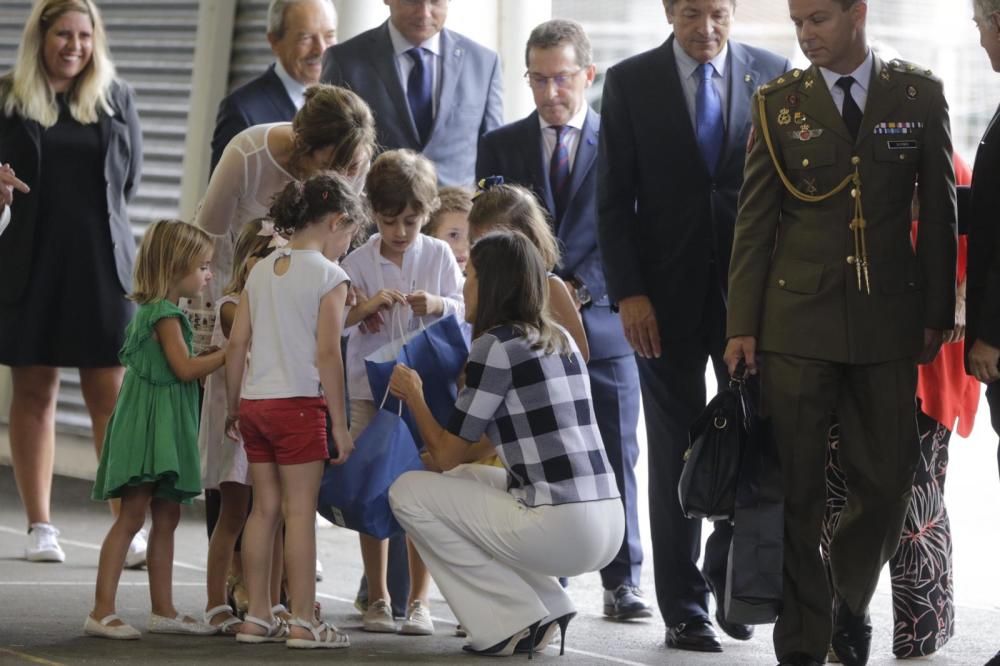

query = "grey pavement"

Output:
[[3, 380, 1000, 666]]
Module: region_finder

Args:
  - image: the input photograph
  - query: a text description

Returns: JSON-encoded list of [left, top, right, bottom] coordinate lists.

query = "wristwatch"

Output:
[[568, 277, 592, 308]]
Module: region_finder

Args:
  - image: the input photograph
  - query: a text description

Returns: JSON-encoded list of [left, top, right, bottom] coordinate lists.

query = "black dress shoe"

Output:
[[603, 585, 653, 620], [665, 620, 723, 652], [777, 652, 823, 666], [986, 648, 1000, 666], [830, 602, 872, 666]]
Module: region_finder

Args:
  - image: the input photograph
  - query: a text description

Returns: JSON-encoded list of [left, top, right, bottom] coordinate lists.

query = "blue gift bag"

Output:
[[365, 311, 469, 448], [317, 398, 424, 539]]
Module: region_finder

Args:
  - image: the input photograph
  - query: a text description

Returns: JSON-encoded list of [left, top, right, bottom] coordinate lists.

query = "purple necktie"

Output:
[[550, 125, 571, 224]]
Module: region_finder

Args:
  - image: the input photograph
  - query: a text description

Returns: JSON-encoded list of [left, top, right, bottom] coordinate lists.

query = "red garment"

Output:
[[914, 154, 980, 436]]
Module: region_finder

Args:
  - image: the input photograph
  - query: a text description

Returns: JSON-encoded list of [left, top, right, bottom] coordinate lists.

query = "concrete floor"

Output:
[[3, 377, 1000, 666]]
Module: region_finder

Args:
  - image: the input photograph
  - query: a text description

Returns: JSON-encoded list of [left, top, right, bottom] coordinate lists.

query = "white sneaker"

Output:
[[125, 528, 148, 569], [362, 599, 397, 633], [25, 522, 65, 562], [398, 600, 434, 636], [315, 558, 324, 582]]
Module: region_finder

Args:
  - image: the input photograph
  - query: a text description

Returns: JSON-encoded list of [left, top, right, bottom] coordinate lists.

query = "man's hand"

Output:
[[968, 339, 1000, 383], [723, 336, 758, 376], [917, 328, 944, 365], [618, 295, 661, 359], [0, 163, 29, 211]]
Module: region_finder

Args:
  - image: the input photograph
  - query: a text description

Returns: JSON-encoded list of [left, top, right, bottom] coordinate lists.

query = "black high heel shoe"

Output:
[[463, 621, 541, 658], [515, 612, 576, 656]]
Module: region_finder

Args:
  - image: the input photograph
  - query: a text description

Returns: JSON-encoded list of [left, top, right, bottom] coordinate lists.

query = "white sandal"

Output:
[[205, 604, 242, 635], [148, 612, 217, 635], [84, 614, 141, 640], [235, 614, 289, 644], [286, 617, 350, 650]]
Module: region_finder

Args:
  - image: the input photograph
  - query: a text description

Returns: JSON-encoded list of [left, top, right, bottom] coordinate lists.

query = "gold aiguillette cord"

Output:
[[756, 94, 871, 294]]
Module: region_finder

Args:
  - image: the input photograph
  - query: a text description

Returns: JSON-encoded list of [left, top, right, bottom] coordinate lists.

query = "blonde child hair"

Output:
[[3, 0, 116, 127], [131, 220, 214, 304], [467, 183, 560, 270], [424, 186, 473, 237], [225, 218, 279, 296]]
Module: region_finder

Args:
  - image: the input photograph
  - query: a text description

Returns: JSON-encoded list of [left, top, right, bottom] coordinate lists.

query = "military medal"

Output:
[[793, 112, 807, 125], [786, 93, 800, 108], [777, 108, 792, 126], [905, 85, 918, 100], [790, 125, 823, 142]]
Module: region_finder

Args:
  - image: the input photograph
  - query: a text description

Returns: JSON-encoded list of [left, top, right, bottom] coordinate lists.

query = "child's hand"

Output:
[[328, 423, 354, 465], [225, 414, 240, 440], [360, 310, 385, 334], [389, 364, 423, 404], [198, 345, 221, 356], [362, 289, 407, 317], [406, 291, 443, 317]]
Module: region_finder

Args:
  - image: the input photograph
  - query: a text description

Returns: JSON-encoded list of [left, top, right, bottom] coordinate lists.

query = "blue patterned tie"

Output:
[[696, 62, 724, 175], [407, 47, 433, 145], [550, 125, 571, 225]]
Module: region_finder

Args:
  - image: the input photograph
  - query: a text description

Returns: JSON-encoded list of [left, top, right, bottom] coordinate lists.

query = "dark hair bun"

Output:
[[268, 173, 367, 234]]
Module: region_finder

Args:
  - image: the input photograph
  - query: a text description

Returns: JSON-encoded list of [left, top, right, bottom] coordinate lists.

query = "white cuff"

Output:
[[0, 206, 10, 238]]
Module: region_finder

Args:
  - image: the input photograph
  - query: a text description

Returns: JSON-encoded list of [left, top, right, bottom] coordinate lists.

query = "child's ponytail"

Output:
[[269, 173, 368, 236]]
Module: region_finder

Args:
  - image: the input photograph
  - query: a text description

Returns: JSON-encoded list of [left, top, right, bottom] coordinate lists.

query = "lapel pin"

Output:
[[786, 93, 800, 108], [905, 84, 918, 100], [745, 73, 752, 83], [778, 108, 792, 126], [804, 78, 815, 89], [792, 70, 801, 78]]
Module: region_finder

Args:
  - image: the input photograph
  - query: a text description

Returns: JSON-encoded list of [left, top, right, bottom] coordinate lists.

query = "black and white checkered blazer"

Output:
[[447, 324, 621, 507]]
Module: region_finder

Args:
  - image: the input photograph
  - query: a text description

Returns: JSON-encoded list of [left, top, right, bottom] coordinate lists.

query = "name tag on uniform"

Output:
[[887, 140, 919, 150], [874, 122, 924, 135]]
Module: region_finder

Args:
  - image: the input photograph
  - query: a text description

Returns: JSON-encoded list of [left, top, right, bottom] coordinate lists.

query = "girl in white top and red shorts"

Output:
[[225, 173, 362, 650]]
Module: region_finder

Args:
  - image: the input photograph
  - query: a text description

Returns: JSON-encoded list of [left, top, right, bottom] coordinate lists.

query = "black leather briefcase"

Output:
[[677, 370, 753, 522]]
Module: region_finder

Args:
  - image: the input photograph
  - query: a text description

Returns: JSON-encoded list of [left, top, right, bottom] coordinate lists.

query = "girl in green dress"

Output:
[[86, 220, 227, 640]]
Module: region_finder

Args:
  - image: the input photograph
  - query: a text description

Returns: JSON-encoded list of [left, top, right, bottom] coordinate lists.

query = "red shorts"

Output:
[[239, 397, 328, 465]]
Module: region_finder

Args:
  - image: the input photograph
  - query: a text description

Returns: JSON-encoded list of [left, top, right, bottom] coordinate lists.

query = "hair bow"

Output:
[[473, 175, 505, 199], [257, 220, 289, 249]]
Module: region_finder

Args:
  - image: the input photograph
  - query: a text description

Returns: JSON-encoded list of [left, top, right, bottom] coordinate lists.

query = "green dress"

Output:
[[92, 300, 202, 504]]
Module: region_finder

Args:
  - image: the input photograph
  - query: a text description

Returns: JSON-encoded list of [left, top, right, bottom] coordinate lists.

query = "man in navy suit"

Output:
[[476, 19, 651, 623], [210, 0, 338, 171], [598, 0, 790, 653], [320, 0, 502, 186]]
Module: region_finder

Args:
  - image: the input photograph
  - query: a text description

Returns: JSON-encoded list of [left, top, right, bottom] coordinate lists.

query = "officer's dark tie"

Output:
[[835, 76, 863, 141], [696, 62, 724, 175], [550, 125, 571, 224], [407, 47, 433, 145]]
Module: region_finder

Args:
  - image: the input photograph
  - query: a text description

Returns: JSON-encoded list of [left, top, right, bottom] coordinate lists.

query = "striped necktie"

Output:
[[550, 125, 571, 224]]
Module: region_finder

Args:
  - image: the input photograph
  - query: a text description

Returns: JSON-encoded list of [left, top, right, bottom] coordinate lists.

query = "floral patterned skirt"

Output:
[[821, 411, 954, 658]]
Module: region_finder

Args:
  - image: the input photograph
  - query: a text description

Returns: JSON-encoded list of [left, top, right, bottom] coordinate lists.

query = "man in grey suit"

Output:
[[320, 0, 503, 186]]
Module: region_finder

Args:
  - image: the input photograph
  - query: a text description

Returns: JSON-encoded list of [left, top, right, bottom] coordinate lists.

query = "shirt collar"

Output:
[[672, 37, 729, 82], [538, 101, 589, 131], [388, 19, 441, 57], [273, 59, 307, 109], [820, 48, 874, 95]]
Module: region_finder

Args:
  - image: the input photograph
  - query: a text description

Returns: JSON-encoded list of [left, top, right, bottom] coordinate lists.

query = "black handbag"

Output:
[[677, 368, 753, 522], [724, 395, 783, 625]]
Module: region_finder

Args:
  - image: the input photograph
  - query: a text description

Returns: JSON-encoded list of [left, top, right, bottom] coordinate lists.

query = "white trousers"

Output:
[[389, 464, 625, 649]]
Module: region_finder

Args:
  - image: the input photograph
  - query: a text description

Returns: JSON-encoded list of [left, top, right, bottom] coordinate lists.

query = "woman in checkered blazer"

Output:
[[387, 231, 625, 657]]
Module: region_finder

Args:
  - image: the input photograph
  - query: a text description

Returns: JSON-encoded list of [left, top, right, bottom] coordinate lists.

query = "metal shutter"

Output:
[[0, 1, 199, 436], [228, 0, 272, 93]]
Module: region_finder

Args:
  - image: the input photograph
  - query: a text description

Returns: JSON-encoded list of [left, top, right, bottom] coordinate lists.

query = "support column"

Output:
[[178, 0, 237, 221], [333, 0, 388, 41], [497, 0, 552, 121]]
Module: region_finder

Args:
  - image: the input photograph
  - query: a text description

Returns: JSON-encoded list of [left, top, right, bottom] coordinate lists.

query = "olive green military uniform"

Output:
[[727, 55, 956, 661]]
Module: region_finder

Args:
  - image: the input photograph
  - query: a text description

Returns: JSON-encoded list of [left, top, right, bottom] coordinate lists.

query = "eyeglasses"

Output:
[[399, 0, 448, 7], [524, 69, 584, 90]]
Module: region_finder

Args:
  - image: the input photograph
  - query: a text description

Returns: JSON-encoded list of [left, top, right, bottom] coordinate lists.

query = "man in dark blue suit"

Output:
[[321, 0, 502, 186], [210, 0, 338, 171], [476, 19, 650, 622], [598, 0, 790, 654]]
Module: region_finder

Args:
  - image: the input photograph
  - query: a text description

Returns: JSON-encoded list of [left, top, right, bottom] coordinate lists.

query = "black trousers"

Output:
[[639, 286, 732, 626]]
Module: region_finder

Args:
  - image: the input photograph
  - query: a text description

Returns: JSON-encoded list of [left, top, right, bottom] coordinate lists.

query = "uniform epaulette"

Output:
[[888, 58, 934, 78], [757, 69, 803, 95]]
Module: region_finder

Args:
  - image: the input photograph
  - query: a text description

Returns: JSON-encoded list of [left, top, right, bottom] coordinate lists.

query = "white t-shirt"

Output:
[[242, 248, 350, 399], [340, 233, 463, 402]]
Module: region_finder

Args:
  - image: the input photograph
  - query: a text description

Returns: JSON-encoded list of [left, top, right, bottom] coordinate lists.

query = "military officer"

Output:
[[723, 1, 956, 665]]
